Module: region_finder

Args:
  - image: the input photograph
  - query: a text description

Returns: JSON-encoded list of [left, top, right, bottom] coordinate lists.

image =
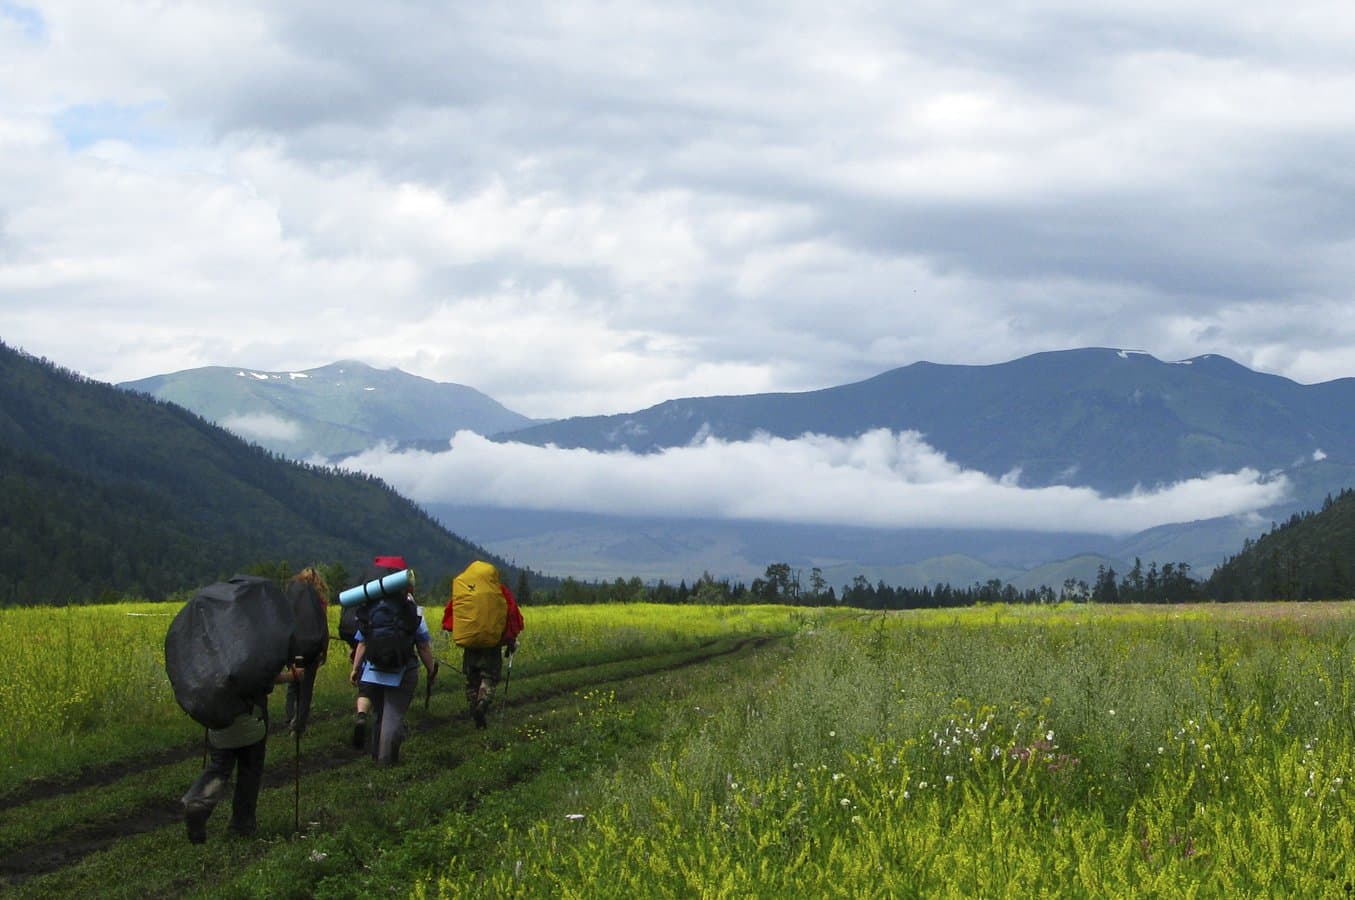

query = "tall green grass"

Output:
[[2, 604, 180, 779], [0, 600, 822, 791], [424, 603, 1355, 896]]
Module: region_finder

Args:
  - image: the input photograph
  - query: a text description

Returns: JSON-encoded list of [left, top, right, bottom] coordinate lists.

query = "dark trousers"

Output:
[[182, 738, 267, 833]]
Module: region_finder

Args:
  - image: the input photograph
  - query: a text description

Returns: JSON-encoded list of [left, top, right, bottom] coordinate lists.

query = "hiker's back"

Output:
[[358, 593, 421, 671]]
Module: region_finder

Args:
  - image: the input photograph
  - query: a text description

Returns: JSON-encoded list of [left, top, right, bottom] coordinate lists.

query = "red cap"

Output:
[[373, 555, 408, 570]]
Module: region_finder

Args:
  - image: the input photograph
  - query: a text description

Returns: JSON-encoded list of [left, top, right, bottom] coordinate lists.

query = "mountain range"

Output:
[[122, 360, 544, 460], [503, 348, 1355, 496], [120, 348, 1355, 589]]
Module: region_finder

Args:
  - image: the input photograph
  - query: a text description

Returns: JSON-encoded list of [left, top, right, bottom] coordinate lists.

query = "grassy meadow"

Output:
[[3, 600, 1354, 897]]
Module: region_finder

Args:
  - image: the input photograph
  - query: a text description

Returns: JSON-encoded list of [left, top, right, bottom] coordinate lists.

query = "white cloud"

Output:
[[339, 429, 1289, 535], [3, 1, 1355, 419], [219, 412, 302, 442]]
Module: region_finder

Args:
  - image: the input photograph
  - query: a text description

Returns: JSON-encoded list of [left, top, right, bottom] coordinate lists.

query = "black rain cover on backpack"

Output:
[[339, 603, 361, 650], [164, 575, 294, 729], [358, 594, 420, 672], [286, 580, 329, 668]]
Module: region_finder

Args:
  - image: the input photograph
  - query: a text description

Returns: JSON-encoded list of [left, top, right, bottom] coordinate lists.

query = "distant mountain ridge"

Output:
[[121, 360, 544, 460], [469, 348, 1355, 584], [0, 342, 522, 604], [114, 347, 1355, 589], [502, 348, 1355, 497]]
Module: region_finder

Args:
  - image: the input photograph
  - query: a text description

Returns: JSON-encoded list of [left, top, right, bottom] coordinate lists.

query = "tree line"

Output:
[[526, 556, 1206, 610]]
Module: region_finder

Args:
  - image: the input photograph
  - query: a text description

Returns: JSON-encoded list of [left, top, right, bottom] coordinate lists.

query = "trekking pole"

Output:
[[425, 662, 439, 713], [292, 657, 303, 837], [293, 726, 301, 836], [500, 648, 514, 721]]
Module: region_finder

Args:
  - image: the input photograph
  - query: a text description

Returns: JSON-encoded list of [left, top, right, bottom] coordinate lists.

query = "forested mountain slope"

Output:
[[1206, 488, 1355, 601], [0, 341, 516, 605]]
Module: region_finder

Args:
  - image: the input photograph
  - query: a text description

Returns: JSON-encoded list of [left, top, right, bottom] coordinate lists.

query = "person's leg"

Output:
[[290, 665, 318, 734], [458, 648, 502, 728], [353, 681, 376, 749], [472, 648, 504, 726], [284, 680, 299, 730], [181, 745, 234, 843], [368, 683, 389, 759], [461, 650, 479, 714], [376, 667, 419, 765], [228, 738, 267, 836]]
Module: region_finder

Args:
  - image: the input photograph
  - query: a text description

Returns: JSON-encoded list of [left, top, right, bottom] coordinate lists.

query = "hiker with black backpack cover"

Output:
[[181, 663, 304, 843], [166, 575, 304, 844], [348, 555, 438, 765]]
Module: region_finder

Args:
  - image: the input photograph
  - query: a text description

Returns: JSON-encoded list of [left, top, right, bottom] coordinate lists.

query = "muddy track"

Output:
[[0, 634, 779, 888]]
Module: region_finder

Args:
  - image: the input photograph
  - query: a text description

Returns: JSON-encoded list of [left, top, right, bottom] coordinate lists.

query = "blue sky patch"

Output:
[[53, 103, 174, 152], [0, 1, 45, 40]]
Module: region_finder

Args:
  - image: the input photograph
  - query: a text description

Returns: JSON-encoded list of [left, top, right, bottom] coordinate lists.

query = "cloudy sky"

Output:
[[1, 1, 1349, 535]]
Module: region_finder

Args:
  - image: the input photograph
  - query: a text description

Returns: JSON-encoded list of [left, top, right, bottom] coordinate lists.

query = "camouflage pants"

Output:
[[461, 645, 503, 710]]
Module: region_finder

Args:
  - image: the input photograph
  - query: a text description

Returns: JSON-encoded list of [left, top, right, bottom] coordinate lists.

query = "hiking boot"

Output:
[[473, 699, 489, 729], [184, 805, 209, 845], [227, 821, 257, 839], [352, 712, 368, 749]]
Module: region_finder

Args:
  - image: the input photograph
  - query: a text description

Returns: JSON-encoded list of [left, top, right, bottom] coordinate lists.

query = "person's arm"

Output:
[[350, 642, 367, 685], [274, 664, 304, 684], [417, 640, 437, 677]]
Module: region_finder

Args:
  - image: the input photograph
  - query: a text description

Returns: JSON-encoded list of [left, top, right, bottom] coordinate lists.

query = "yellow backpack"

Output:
[[448, 561, 508, 648]]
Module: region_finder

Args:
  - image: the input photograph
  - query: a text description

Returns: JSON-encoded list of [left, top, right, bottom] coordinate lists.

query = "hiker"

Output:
[[442, 561, 525, 729], [348, 555, 438, 764], [284, 566, 330, 735], [182, 663, 303, 843], [342, 557, 394, 752]]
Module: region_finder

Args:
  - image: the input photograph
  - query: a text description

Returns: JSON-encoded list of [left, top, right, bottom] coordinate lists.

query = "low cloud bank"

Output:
[[219, 413, 302, 442], [339, 429, 1290, 536]]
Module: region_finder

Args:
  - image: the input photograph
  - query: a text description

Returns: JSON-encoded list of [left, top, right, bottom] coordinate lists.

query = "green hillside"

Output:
[[1206, 488, 1355, 601], [0, 341, 527, 605]]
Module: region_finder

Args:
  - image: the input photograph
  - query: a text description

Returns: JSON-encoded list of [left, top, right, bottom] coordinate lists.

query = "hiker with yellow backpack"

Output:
[[442, 561, 524, 729]]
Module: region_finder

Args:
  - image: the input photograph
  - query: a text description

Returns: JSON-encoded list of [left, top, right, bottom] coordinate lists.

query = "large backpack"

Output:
[[286, 579, 329, 668], [338, 604, 361, 651], [358, 594, 421, 671], [447, 561, 508, 649], [164, 575, 294, 729]]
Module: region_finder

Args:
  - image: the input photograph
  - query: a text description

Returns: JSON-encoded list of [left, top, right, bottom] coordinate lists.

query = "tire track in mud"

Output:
[[0, 634, 779, 888]]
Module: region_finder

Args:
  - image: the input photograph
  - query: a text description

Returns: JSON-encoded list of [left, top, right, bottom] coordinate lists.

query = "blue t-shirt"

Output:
[[355, 612, 432, 687]]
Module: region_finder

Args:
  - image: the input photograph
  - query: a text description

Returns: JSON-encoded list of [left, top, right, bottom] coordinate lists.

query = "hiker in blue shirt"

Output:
[[349, 583, 437, 765]]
